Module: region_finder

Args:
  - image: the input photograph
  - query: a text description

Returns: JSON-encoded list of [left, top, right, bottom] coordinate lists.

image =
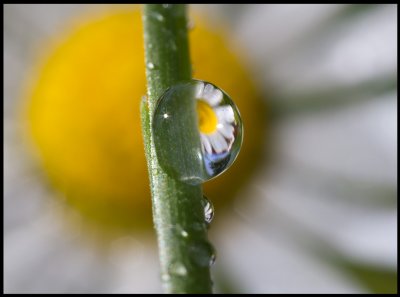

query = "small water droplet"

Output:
[[147, 62, 155, 69], [210, 252, 216, 266], [161, 273, 170, 282], [169, 262, 188, 276], [192, 222, 206, 231], [187, 19, 195, 30], [181, 230, 188, 238], [189, 241, 216, 268], [153, 13, 164, 22], [153, 80, 243, 185], [202, 195, 214, 225]]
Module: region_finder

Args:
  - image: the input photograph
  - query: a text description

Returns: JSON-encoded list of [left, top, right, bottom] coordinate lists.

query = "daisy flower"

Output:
[[194, 81, 238, 156], [4, 4, 396, 294]]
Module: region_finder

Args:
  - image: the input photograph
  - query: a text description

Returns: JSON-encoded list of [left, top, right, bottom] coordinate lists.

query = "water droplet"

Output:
[[154, 13, 164, 22], [153, 80, 243, 185], [161, 273, 170, 282], [189, 241, 216, 267], [148, 12, 164, 22], [163, 4, 170, 9], [192, 222, 206, 231], [169, 262, 187, 276], [187, 19, 195, 30], [202, 195, 214, 224], [147, 62, 155, 69], [209, 252, 216, 266], [181, 230, 188, 238]]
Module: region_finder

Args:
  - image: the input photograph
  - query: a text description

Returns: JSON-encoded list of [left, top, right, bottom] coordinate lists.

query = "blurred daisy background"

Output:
[[4, 4, 397, 293]]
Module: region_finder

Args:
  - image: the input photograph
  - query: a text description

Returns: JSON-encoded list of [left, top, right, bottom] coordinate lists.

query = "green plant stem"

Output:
[[141, 4, 213, 294]]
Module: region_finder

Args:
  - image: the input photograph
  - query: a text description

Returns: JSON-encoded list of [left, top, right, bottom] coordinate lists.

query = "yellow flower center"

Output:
[[197, 100, 218, 134]]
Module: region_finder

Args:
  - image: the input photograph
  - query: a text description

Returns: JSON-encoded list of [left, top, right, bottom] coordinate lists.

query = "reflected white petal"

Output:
[[203, 83, 214, 96], [215, 105, 235, 123], [207, 89, 223, 106], [201, 84, 223, 106], [208, 132, 228, 154], [194, 81, 204, 98], [218, 124, 235, 140], [201, 134, 213, 155]]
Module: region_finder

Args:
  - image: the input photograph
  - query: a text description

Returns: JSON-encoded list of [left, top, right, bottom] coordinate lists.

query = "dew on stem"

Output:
[[153, 79, 243, 185]]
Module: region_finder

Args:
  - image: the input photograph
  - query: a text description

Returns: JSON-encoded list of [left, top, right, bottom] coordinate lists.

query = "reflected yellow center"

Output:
[[196, 100, 218, 134]]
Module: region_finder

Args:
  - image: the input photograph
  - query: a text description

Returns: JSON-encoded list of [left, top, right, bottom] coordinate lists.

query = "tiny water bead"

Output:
[[209, 253, 216, 266], [152, 80, 243, 184], [181, 230, 189, 238], [202, 196, 214, 225], [147, 62, 155, 69], [187, 19, 195, 30], [149, 11, 164, 22], [189, 240, 216, 268], [169, 262, 188, 277]]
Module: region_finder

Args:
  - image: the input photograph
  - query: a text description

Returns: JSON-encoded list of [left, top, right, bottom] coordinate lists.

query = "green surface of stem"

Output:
[[141, 4, 213, 293]]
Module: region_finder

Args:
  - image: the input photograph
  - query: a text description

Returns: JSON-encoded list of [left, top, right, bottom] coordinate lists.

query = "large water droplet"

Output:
[[153, 80, 243, 185], [202, 195, 214, 225]]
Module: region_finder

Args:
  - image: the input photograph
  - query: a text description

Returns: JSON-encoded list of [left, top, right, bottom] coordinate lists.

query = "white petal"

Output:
[[218, 124, 235, 140], [203, 83, 214, 96], [208, 132, 228, 154], [194, 81, 204, 98], [201, 134, 213, 155], [215, 105, 235, 123], [208, 90, 223, 106], [202, 84, 223, 106]]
